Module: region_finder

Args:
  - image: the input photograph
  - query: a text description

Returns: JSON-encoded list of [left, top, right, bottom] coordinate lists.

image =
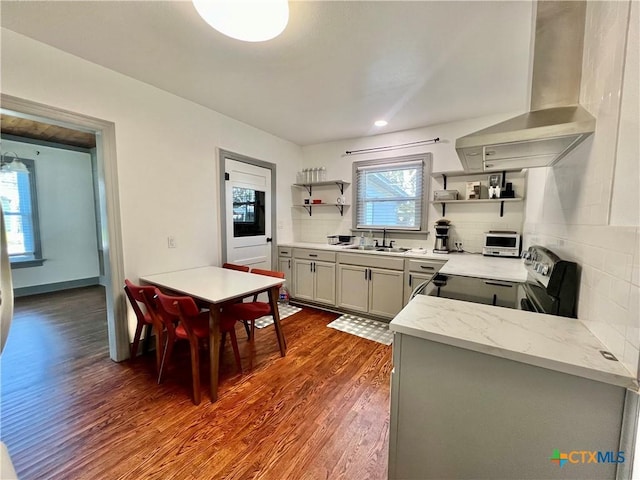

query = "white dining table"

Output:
[[139, 266, 287, 402]]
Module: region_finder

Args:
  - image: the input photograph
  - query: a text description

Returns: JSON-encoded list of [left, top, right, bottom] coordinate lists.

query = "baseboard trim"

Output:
[[289, 299, 391, 324], [14, 277, 100, 297]]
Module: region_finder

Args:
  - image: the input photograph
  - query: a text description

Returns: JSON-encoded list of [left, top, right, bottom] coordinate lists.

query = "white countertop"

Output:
[[278, 242, 527, 283], [390, 295, 638, 390]]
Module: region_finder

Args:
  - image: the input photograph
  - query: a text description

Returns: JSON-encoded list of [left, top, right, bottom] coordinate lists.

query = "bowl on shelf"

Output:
[[312, 199, 322, 204]]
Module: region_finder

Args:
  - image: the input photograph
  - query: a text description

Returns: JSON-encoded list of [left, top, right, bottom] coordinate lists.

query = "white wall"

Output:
[[1, 28, 301, 274], [2, 139, 100, 288], [524, 0, 639, 379], [1, 28, 302, 334], [299, 112, 526, 251]]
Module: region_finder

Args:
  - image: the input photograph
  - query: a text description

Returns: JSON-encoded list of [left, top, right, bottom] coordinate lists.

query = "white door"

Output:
[[225, 159, 272, 270]]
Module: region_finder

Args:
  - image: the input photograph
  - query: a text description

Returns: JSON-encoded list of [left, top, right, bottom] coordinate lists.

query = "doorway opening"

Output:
[[1, 94, 128, 362]]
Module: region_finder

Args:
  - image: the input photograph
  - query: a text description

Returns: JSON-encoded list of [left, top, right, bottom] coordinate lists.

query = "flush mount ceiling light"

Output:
[[192, 0, 289, 42], [374, 120, 388, 127]]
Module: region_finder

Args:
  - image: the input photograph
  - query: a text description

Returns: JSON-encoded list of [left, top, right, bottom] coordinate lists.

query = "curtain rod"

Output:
[[345, 137, 440, 155]]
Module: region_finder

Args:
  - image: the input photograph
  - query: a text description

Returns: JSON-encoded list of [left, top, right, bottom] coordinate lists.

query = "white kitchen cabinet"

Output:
[[277, 247, 293, 287], [336, 264, 369, 313], [337, 253, 405, 319], [291, 248, 336, 306], [368, 268, 404, 318], [403, 258, 446, 305], [389, 332, 634, 480]]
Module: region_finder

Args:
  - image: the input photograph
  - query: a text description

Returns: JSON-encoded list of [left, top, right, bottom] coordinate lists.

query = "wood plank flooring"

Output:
[[0, 286, 392, 479]]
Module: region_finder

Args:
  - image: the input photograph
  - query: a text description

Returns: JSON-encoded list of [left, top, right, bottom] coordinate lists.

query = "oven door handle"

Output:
[[484, 281, 513, 288]]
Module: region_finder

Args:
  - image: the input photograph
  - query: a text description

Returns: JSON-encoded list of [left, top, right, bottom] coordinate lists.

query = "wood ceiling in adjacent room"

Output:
[[1, 114, 96, 149]]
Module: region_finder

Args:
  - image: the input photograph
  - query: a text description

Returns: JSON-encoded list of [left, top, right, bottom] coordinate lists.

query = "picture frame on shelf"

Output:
[[466, 181, 481, 200]]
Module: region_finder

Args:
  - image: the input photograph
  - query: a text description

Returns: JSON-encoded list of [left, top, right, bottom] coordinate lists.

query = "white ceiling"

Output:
[[0, 1, 534, 146]]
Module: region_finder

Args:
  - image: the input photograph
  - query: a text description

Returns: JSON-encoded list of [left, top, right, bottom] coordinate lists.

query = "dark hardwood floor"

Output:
[[0, 286, 392, 479]]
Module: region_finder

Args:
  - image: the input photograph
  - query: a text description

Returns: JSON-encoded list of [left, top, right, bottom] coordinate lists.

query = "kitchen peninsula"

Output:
[[388, 295, 638, 480]]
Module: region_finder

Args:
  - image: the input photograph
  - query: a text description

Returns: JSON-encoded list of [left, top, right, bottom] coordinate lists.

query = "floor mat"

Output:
[[327, 314, 393, 345], [254, 303, 303, 329]]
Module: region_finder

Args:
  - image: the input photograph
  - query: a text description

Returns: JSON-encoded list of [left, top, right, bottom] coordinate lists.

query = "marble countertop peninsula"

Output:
[[278, 242, 527, 283], [390, 295, 638, 390]]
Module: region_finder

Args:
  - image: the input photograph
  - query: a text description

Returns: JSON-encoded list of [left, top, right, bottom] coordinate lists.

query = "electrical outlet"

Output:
[[167, 236, 177, 248]]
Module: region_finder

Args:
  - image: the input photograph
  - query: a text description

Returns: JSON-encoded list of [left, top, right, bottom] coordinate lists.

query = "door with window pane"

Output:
[[224, 159, 271, 270]]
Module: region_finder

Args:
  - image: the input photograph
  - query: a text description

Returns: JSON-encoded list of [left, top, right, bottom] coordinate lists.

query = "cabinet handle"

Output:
[[281, 250, 289, 255], [420, 265, 434, 270], [364, 269, 368, 280], [310, 263, 313, 273], [288, 259, 291, 269], [309, 254, 318, 258], [313, 262, 316, 273], [484, 281, 512, 288], [409, 274, 412, 287]]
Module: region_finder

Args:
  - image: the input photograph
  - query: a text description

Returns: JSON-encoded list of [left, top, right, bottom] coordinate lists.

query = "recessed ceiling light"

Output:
[[374, 120, 388, 127], [193, 0, 289, 43]]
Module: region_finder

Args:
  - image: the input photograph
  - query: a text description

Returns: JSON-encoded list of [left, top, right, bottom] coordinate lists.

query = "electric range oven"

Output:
[[411, 246, 578, 318]]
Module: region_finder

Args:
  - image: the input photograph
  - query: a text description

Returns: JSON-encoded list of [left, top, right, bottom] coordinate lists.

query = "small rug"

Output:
[[254, 303, 303, 329], [327, 314, 393, 345]]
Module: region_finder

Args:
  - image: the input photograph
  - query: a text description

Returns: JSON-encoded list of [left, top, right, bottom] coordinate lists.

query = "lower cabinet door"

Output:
[[337, 264, 369, 313], [278, 257, 293, 287], [369, 268, 404, 318], [293, 259, 314, 301], [313, 261, 336, 305]]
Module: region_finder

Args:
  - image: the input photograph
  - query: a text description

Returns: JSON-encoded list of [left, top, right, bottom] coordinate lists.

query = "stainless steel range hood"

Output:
[[456, 1, 595, 173]]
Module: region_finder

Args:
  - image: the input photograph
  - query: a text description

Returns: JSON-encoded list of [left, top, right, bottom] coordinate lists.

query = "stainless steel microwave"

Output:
[[483, 231, 521, 257]]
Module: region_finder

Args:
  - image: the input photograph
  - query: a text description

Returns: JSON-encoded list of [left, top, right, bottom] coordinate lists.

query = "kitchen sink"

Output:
[[343, 245, 409, 253], [376, 247, 410, 253], [344, 245, 375, 250]]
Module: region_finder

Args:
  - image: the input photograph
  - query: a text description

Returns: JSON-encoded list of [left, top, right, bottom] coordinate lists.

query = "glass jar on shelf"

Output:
[[319, 167, 327, 182]]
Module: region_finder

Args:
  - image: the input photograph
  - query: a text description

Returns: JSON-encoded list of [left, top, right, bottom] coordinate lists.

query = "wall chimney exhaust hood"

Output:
[[456, 1, 595, 173]]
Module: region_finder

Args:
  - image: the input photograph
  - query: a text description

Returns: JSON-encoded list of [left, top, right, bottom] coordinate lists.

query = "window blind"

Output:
[[355, 160, 423, 230]]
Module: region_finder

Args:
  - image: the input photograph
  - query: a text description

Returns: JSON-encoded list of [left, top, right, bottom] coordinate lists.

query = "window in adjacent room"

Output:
[[0, 157, 43, 267], [353, 154, 430, 231]]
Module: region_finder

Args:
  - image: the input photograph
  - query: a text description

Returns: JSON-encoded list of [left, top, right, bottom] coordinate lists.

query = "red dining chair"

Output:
[[224, 268, 285, 350], [222, 262, 252, 338], [124, 279, 164, 373], [154, 289, 241, 405], [222, 262, 250, 273]]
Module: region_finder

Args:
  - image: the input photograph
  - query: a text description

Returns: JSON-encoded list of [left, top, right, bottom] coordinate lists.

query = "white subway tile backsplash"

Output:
[[603, 250, 633, 281], [609, 278, 631, 309]]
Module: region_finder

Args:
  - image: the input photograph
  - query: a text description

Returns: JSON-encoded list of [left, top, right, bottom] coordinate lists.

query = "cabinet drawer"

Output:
[[337, 253, 404, 271], [406, 259, 446, 274], [293, 248, 336, 263], [278, 247, 292, 257]]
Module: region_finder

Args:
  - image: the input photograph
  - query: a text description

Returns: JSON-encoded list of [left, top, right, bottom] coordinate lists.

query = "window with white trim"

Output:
[[354, 156, 428, 231], [0, 158, 43, 267]]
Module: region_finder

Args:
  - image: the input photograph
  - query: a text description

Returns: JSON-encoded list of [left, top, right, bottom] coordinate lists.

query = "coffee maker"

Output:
[[434, 219, 451, 253]]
